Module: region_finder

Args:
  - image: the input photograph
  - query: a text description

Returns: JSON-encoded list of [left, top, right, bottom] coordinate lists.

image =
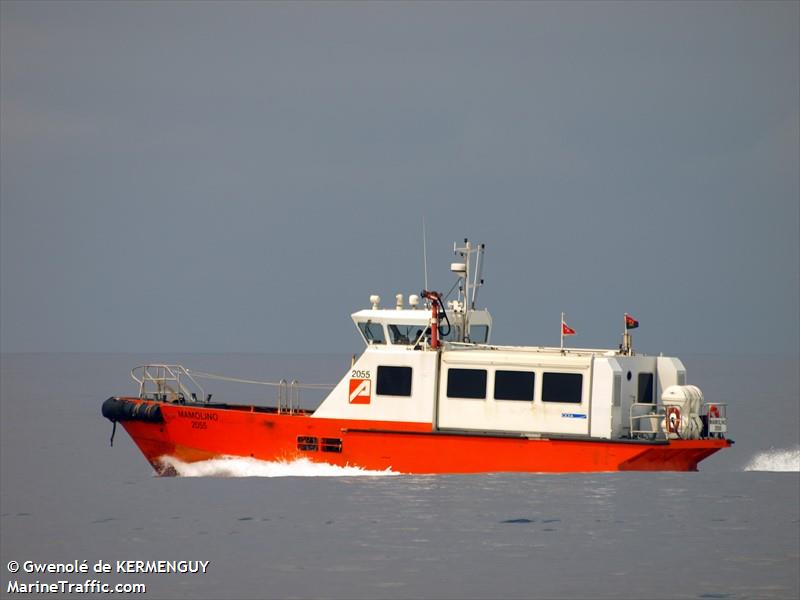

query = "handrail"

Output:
[[131, 364, 206, 403], [700, 402, 728, 417], [130, 363, 335, 410], [701, 402, 729, 438], [290, 379, 300, 415], [183, 369, 335, 391], [278, 379, 288, 414], [629, 403, 667, 440], [629, 402, 729, 440]]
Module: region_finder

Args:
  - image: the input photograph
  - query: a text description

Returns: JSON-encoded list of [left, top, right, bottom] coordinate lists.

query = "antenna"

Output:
[[422, 217, 429, 293], [471, 243, 485, 309]]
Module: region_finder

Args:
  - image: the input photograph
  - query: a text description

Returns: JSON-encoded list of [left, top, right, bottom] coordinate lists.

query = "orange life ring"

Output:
[[708, 405, 720, 419], [667, 406, 681, 433]]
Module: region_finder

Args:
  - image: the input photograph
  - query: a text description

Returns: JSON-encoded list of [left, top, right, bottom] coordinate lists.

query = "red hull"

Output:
[[114, 398, 731, 474]]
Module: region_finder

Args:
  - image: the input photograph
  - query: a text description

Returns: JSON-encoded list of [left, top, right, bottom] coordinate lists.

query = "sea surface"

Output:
[[1, 353, 798, 599]]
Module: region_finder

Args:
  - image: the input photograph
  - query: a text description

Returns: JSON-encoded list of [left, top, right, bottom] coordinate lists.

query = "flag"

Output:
[[625, 313, 639, 329], [562, 322, 576, 336]]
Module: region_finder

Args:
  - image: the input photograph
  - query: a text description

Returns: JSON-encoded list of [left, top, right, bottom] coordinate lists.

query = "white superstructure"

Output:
[[313, 240, 727, 442]]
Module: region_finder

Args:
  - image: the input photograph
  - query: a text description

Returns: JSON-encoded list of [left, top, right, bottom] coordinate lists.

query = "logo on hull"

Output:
[[349, 378, 371, 404], [561, 413, 587, 419]]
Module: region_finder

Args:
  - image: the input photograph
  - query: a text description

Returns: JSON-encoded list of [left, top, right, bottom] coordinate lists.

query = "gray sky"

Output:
[[1, 1, 798, 356]]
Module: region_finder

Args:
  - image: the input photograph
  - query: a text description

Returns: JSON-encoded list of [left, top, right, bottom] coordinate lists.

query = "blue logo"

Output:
[[561, 413, 587, 419]]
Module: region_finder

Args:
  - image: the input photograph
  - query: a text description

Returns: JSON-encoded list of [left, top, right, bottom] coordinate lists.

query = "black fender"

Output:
[[101, 397, 163, 424]]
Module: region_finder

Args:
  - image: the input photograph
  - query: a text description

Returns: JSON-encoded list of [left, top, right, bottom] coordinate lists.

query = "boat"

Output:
[[102, 239, 732, 474]]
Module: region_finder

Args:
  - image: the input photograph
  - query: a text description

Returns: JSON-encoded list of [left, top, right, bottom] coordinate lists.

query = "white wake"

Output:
[[743, 446, 800, 472], [158, 456, 399, 478]]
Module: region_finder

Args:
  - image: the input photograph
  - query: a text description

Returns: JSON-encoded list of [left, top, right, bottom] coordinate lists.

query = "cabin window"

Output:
[[469, 325, 489, 343], [358, 321, 385, 344], [613, 372, 622, 407], [376, 366, 412, 396], [638, 373, 654, 404], [447, 368, 487, 399], [388, 324, 423, 345], [494, 370, 535, 401], [541, 372, 583, 404]]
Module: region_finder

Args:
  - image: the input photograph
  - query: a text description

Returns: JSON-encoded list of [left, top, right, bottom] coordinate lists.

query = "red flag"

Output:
[[625, 313, 639, 329], [562, 322, 576, 336]]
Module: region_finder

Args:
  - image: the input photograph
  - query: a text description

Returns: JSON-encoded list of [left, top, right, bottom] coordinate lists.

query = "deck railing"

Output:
[[629, 403, 667, 440], [630, 402, 729, 440], [131, 364, 206, 403], [130, 364, 335, 413]]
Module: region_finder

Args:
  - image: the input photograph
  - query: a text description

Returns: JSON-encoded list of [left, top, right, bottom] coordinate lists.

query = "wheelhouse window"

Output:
[[613, 373, 622, 407], [447, 368, 487, 399], [388, 324, 424, 345], [358, 321, 385, 344], [638, 373, 654, 404], [541, 372, 583, 404], [440, 325, 463, 342], [469, 325, 489, 343], [376, 366, 412, 396], [494, 370, 535, 401]]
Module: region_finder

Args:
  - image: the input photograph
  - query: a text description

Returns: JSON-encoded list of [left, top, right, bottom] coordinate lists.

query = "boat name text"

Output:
[[177, 410, 218, 421]]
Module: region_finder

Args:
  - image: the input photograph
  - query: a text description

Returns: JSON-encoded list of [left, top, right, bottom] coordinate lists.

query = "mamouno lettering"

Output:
[[176, 410, 218, 421]]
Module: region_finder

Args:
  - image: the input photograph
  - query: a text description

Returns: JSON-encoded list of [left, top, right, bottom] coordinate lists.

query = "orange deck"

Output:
[[115, 398, 732, 474]]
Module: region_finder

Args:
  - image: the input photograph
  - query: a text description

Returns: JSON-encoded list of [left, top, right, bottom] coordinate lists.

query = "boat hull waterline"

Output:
[[108, 397, 731, 474]]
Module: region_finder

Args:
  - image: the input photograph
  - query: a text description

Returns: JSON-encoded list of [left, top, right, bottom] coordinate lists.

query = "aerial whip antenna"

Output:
[[423, 217, 429, 293]]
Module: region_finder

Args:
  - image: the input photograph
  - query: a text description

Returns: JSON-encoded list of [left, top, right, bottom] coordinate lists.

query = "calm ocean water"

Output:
[[1, 353, 798, 599]]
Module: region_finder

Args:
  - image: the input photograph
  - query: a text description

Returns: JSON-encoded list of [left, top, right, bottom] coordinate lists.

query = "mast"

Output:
[[452, 239, 485, 341]]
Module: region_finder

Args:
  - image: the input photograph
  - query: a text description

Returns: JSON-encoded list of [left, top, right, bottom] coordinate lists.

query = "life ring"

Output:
[[667, 406, 681, 434], [708, 405, 720, 419]]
